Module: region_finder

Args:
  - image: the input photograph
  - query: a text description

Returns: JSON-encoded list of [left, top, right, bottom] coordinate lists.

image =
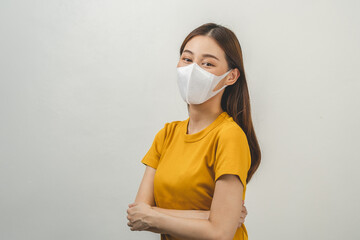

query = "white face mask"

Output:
[[176, 63, 232, 104]]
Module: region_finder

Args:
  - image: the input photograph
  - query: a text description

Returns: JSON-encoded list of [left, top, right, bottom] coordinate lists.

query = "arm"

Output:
[[133, 165, 156, 206], [152, 206, 209, 220], [148, 174, 244, 240]]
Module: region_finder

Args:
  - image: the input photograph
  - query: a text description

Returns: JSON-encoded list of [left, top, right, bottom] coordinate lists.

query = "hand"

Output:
[[238, 200, 248, 228], [127, 202, 156, 231]]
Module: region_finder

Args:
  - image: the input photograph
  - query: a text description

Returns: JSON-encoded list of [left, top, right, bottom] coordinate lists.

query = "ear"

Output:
[[225, 68, 240, 86]]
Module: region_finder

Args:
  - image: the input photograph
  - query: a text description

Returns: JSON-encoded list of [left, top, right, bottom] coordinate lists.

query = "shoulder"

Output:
[[159, 119, 183, 134], [164, 119, 184, 131], [217, 117, 248, 142], [219, 117, 246, 137], [154, 119, 184, 140]]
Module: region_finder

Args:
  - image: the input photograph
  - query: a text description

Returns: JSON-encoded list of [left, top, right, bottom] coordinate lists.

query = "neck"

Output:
[[186, 96, 224, 134]]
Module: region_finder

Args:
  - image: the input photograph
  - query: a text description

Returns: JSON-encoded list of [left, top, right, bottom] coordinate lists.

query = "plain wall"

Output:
[[0, 0, 359, 239]]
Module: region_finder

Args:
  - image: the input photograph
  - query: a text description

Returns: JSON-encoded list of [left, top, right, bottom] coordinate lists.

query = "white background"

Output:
[[0, 0, 359, 239]]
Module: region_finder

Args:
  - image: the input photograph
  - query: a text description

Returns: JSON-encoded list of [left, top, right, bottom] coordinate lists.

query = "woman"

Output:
[[127, 23, 261, 240]]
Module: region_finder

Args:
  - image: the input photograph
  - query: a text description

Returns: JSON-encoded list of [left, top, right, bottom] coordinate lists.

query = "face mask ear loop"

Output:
[[211, 69, 232, 94], [223, 69, 232, 78], [222, 69, 233, 85]]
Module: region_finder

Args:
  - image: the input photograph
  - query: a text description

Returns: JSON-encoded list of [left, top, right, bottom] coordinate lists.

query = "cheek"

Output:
[[177, 61, 184, 67]]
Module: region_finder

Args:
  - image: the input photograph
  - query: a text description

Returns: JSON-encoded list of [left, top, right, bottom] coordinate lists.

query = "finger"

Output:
[[130, 223, 136, 231], [127, 207, 134, 214], [131, 220, 142, 231]]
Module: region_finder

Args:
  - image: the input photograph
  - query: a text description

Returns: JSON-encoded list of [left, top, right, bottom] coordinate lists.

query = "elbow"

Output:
[[209, 220, 236, 240], [211, 228, 226, 240], [206, 221, 221, 240], [214, 235, 232, 240], [212, 228, 235, 240]]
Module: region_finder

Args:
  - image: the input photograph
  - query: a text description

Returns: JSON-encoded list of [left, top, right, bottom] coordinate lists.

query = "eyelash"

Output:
[[182, 58, 214, 67]]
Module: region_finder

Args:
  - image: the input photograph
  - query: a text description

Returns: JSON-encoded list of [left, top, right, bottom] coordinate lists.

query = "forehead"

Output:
[[183, 35, 225, 60]]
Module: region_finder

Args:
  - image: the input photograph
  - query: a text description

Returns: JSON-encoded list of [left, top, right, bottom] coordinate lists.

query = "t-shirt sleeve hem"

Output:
[[141, 157, 158, 169], [214, 171, 246, 189]]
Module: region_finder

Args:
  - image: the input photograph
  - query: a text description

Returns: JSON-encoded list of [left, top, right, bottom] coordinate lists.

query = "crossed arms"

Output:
[[128, 165, 245, 240]]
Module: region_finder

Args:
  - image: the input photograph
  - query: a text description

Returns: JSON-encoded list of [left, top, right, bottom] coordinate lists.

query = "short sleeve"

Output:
[[141, 123, 167, 169], [214, 125, 251, 189]]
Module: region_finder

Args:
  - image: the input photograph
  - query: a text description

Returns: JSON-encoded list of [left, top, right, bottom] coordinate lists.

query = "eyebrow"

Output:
[[183, 49, 220, 61]]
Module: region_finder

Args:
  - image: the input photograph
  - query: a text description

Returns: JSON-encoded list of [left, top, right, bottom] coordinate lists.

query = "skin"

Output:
[[127, 35, 248, 240]]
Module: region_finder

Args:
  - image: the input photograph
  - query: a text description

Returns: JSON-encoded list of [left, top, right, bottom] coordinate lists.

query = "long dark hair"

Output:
[[179, 23, 261, 183]]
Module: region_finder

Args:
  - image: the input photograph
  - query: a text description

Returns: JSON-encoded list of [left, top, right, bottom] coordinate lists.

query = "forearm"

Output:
[[144, 207, 209, 235], [149, 210, 219, 240], [151, 206, 209, 220]]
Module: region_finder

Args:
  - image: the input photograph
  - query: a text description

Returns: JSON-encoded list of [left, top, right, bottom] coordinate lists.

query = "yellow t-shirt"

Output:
[[141, 111, 251, 240]]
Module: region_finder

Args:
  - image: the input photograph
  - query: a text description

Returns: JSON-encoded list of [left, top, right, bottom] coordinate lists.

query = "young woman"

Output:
[[127, 23, 261, 240]]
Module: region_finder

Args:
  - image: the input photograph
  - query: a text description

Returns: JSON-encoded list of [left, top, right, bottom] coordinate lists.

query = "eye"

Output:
[[182, 57, 192, 62], [203, 62, 214, 67]]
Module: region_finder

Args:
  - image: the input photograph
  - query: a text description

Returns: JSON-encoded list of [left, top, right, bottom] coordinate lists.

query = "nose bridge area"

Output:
[[190, 61, 200, 68], [194, 59, 201, 66]]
